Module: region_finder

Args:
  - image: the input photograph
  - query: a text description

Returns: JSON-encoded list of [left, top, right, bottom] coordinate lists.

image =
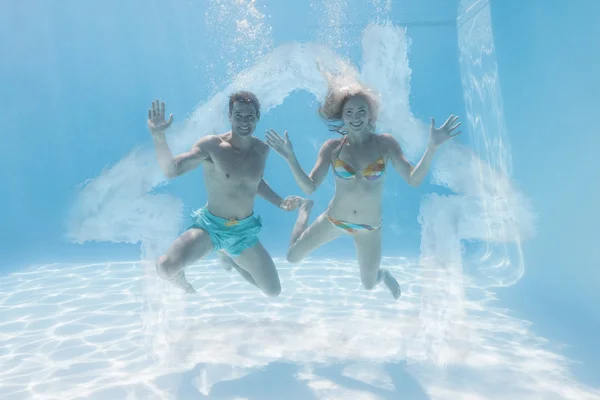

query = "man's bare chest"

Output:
[[206, 148, 265, 181]]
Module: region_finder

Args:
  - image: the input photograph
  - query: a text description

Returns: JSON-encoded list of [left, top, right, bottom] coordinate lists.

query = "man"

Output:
[[148, 91, 302, 295]]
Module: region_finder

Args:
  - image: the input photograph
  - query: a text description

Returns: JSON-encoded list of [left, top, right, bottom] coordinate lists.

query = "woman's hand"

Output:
[[266, 129, 295, 161], [428, 115, 461, 149]]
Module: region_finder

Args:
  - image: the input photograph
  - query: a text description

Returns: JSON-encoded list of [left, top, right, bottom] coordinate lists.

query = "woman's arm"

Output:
[[379, 133, 435, 187], [380, 116, 461, 186], [286, 139, 338, 195], [265, 129, 338, 195]]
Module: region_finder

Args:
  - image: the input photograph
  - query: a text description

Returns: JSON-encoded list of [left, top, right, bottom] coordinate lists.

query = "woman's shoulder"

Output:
[[325, 136, 344, 145], [375, 132, 395, 143], [321, 137, 344, 150], [373, 133, 400, 157]]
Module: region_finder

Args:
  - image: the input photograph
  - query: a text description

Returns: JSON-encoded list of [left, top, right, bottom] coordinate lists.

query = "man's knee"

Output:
[[157, 254, 181, 278]]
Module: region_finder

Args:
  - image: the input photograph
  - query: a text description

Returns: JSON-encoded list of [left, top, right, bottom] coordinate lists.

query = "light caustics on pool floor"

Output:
[[4, 2, 585, 400], [1, 259, 598, 400]]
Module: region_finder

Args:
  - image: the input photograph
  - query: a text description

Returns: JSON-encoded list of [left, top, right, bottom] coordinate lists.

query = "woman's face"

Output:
[[342, 95, 371, 135]]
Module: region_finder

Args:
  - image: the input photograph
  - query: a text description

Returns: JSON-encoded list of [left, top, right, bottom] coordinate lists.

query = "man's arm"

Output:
[[147, 100, 213, 178], [257, 179, 284, 208], [152, 135, 212, 178], [256, 142, 303, 211]]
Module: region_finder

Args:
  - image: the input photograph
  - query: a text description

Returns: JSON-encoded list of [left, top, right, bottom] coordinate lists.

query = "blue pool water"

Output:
[[1, 0, 599, 398]]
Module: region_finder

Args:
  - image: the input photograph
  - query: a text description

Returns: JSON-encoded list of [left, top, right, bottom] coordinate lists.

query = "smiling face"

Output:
[[342, 95, 371, 135], [229, 101, 259, 137]]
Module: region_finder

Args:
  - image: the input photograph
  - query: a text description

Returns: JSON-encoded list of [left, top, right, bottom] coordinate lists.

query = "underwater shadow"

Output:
[[208, 362, 318, 400], [200, 360, 429, 400], [314, 362, 429, 400]]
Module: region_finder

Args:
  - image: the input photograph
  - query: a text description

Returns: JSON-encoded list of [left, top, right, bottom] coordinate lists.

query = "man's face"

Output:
[[229, 101, 259, 137]]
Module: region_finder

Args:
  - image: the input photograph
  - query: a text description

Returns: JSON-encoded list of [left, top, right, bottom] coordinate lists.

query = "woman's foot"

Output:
[[299, 198, 315, 213], [380, 269, 401, 299], [288, 198, 315, 250]]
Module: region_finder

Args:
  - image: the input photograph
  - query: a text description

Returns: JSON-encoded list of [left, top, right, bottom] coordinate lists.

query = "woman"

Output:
[[265, 74, 460, 299]]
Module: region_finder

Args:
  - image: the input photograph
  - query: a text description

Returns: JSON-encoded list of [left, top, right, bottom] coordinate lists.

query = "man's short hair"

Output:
[[228, 91, 260, 115]]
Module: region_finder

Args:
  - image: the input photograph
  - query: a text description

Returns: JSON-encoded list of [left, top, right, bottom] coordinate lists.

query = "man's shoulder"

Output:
[[251, 136, 269, 154], [195, 133, 223, 148]]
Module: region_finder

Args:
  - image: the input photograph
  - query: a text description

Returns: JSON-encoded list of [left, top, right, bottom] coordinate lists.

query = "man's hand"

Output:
[[148, 100, 174, 137], [279, 195, 304, 211]]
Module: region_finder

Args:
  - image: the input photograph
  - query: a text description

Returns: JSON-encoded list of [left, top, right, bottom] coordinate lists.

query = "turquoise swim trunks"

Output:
[[187, 207, 262, 256]]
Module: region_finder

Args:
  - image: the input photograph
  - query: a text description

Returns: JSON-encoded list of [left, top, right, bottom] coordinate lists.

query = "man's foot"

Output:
[[156, 263, 196, 294], [217, 251, 236, 272], [380, 269, 401, 299], [171, 270, 197, 294]]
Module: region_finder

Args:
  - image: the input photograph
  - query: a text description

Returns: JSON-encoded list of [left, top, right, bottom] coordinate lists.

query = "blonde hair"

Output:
[[317, 72, 380, 135]]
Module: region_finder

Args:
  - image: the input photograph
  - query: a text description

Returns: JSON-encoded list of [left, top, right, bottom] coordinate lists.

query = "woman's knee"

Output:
[[263, 281, 282, 297], [360, 268, 380, 290], [286, 246, 304, 264], [362, 278, 378, 291]]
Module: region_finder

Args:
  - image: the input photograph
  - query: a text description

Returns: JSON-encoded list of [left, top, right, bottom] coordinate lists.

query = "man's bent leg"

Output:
[[217, 251, 259, 288], [232, 241, 281, 297], [217, 251, 235, 272], [157, 228, 214, 293]]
